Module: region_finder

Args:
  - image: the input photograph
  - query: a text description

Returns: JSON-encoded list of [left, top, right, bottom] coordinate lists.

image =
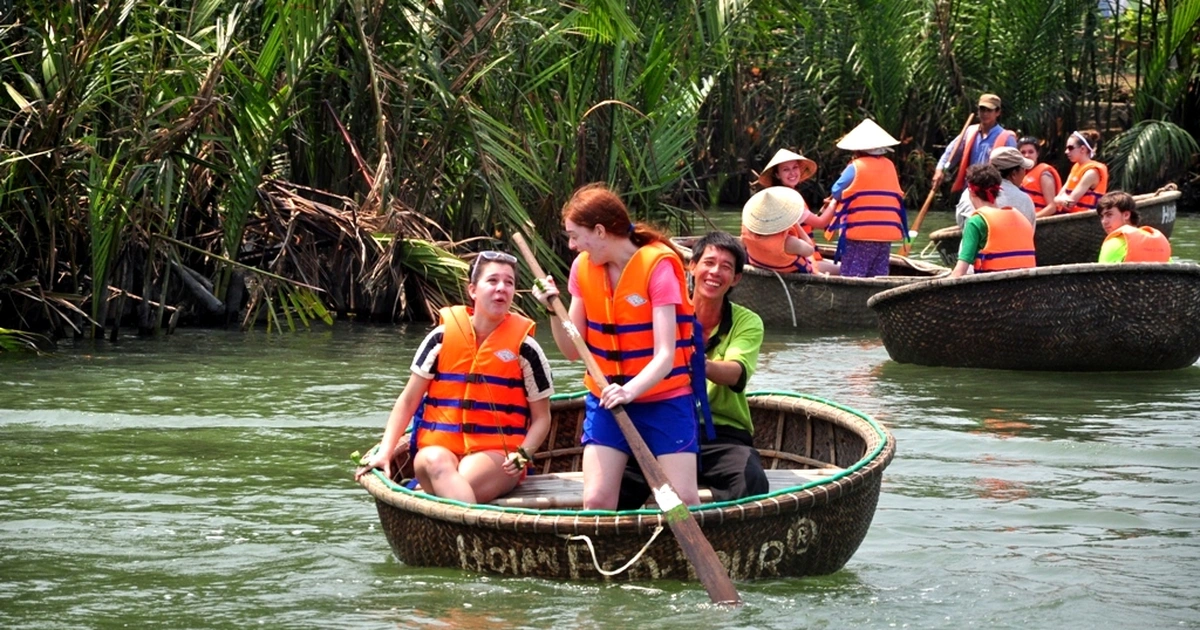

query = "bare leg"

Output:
[[815, 259, 840, 276], [655, 452, 701, 505], [458, 451, 521, 503], [581, 444, 629, 510], [413, 446, 476, 503]]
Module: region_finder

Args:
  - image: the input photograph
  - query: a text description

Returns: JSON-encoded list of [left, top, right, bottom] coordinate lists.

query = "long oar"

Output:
[[901, 113, 975, 256], [512, 233, 741, 606]]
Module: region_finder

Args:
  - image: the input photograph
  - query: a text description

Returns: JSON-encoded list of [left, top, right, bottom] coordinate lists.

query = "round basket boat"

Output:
[[867, 262, 1200, 371], [671, 237, 946, 330], [928, 188, 1180, 267], [357, 392, 895, 582]]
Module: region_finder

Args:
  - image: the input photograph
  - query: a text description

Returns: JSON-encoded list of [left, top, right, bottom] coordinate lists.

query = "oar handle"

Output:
[[511, 232, 741, 606], [902, 112, 976, 256]]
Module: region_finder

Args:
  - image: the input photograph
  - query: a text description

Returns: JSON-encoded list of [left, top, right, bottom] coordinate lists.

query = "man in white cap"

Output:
[[932, 93, 1018, 193], [821, 119, 908, 278], [955, 146, 1036, 228]]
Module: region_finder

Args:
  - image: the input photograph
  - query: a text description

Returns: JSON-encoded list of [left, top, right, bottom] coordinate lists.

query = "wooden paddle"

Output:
[[900, 113, 975, 256], [511, 233, 741, 606]]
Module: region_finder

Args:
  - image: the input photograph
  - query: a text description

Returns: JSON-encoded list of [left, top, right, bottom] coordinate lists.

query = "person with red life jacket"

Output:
[[1097, 191, 1171, 263], [932, 93, 1018, 193], [355, 251, 554, 504], [532, 183, 706, 511], [950, 164, 1036, 278], [822, 118, 908, 277], [1052, 129, 1109, 214], [741, 186, 822, 275], [1018, 136, 1062, 216]]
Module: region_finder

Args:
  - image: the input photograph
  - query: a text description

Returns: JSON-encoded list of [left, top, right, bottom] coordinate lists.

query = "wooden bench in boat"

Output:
[[490, 467, 844, 509]]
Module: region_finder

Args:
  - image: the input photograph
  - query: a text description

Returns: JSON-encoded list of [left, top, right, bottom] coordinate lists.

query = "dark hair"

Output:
[[468, 250, 518, 284], [965, 163, 1002, 203], [1017, 136, 1041, 152], [691, 231, 746, 275], [1097, 191, 1139, 225], [561, 182, 683, 257], [1071, 129, 1102, 156]]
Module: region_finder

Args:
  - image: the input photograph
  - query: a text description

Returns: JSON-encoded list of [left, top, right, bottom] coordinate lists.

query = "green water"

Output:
[[2, 213, 1198, 629]]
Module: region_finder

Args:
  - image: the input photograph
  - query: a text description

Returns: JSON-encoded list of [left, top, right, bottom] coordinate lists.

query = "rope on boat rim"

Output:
[[562, 526, 665, 576], [768, 270, 798, 327]]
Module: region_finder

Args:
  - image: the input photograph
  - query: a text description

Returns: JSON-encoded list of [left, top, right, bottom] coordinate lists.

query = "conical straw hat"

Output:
[[742, 187, 806, 236], [757, 149, 817, 188], [836, 118, 900, 152]]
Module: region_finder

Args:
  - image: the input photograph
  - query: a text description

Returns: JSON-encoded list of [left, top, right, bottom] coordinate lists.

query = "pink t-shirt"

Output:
[[568, 251, 688, 401]]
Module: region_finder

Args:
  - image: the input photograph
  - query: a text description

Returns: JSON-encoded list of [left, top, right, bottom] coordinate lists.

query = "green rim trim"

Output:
[[365, 389, 889, 517]]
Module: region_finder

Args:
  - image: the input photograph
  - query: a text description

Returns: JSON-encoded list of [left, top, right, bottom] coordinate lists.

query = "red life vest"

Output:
[[951, 125, 1016, 192], [834, 156, 906, 242], [577, 241, 695, 400], [413, 305, 533, 456], [1105, 225, 1171, 262], [1059, 160, 1109, 213], [974, 207, 1036, 272], [1019, 162, 1062, 213]]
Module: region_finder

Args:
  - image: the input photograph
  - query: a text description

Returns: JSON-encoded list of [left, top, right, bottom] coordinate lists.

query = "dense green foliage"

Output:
[[1, 0, 1197, 341]]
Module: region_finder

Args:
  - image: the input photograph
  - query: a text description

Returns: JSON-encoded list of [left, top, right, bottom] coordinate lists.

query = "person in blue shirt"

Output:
[[931, 93, 1018, 194]]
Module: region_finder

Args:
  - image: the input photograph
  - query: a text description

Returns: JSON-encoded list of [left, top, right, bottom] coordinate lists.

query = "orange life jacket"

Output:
[[413, 305, 533, 456], [742, 224, 815, 274], [1105, 225, 1171, 263], [951, 125, 1017, 192], [1058, 160, 1109, 213], [974, 207, 1036, 272], [577, 241, 695, 400], [834, 156, 906, 243], [1019, 162, 1062, 213]]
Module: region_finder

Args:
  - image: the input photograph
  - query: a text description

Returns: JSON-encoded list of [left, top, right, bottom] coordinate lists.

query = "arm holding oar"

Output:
[[903, 113, 975, 256], [513, 222, 741, 606]]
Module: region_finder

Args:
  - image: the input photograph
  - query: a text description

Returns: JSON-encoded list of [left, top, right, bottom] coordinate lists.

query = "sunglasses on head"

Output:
[[469, 250, 518, 278]]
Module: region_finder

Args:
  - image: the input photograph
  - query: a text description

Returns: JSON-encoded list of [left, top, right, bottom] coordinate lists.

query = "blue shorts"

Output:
[[582, 393, 700, 457]]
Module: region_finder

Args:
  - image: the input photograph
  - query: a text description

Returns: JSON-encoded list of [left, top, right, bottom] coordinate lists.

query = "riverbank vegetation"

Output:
[[2, 0, 1197, 345]]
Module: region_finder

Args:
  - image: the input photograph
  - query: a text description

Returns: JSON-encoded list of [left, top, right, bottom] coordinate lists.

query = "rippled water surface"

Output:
[[2, 214, 1198, 629]]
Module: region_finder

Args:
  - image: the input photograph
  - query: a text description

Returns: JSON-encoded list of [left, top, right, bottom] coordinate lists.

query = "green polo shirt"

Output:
[[705, 300, 764, 435]]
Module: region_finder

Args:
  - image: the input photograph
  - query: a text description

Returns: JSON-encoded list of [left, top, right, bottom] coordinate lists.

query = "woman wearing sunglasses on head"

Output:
[[355, 250, 554, 504], [1050, 129, 1108, 216]]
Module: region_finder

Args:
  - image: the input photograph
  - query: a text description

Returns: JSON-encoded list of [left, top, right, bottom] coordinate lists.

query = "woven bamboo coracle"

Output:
[[867, 262, 1200, 371], [671, 238, 946, 330], [930, 189, 1180, 267], [358, 392, 894, 581]]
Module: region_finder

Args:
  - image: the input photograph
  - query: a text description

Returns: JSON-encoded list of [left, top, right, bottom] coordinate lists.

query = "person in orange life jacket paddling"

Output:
[[354, 252, 554, 504], [531, 183, 704, 510], [756, 149, 840, 275], [741, 187, 829, 275], [1051, 129, 1108, 214], [1097, 191, 1172, 263], [1018, 136, 1062, 216], [950, 164, 1036, 278], [932, 93, 1018, 193], [617, 231, 768, 509], [821, 118, 908, 278]]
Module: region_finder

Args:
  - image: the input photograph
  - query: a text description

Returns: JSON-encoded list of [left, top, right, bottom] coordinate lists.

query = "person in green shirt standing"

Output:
[[617, 231, 768, 508]]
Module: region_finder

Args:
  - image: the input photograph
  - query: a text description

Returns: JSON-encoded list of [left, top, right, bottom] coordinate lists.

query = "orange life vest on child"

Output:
[[577, 241, 695, 400], [1019, 162, 1062, 213], [974, 207, 1036, 272], [742, 224, 815, 274], [1058, 160, 1109, 213], [834, 156, 906, 242], [951, 125, 1017, 192], [1105, 225, 1171, 263], [413, 305, 533, 456]]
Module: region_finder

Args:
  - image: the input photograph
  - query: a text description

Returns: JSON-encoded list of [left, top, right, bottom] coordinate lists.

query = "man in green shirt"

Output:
[[618, 231, 768, 508]]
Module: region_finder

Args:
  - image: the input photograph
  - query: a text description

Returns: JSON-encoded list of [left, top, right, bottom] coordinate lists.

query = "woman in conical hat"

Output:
[[756, 149, 839, 274], [740, 187, 823, 275], [820, 119, 908, 278]]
